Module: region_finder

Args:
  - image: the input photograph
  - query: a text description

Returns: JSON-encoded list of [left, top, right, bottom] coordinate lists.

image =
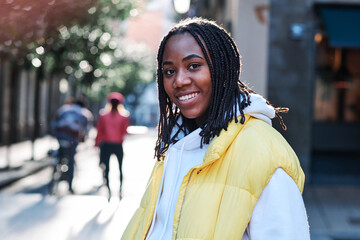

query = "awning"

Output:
[[318, 5, 360, 48]]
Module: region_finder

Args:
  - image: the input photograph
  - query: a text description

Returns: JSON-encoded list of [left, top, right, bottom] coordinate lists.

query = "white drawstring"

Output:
[[147, 142, 185, 240], [146, 152, 169, 239], [158, 141, 185, 239]]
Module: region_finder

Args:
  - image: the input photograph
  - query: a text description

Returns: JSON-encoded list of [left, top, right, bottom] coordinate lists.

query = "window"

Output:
[[314, 5, 360, 123]]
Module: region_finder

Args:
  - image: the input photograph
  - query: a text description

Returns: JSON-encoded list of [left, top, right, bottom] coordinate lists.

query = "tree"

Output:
[[0, 0, 155, 146], [1, 0, 155, 104]]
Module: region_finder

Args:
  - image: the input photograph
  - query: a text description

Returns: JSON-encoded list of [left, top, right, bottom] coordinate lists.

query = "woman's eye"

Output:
[[163, 69, 174, 75], [189, 63, 200, 70]]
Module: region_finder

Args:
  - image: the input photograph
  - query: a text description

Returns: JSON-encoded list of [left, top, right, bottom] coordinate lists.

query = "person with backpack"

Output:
[[53, 97, 92, 193]]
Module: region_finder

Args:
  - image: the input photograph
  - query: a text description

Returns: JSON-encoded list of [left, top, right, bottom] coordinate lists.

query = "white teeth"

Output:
[[178, 93, 198, 101]]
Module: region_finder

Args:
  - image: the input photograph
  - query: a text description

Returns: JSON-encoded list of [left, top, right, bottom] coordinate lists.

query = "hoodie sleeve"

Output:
[[244, 168, 310, 240]]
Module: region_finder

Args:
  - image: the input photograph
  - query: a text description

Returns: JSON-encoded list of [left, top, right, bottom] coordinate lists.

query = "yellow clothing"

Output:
[[122, 115, 305, 240]]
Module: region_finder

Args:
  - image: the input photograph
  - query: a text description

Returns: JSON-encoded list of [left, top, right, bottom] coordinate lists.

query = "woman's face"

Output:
[[162, 32, 212, 127]]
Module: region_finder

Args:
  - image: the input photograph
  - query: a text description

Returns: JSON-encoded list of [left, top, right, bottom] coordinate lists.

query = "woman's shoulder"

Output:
[[237, 117, 294, 153], [119, 108, 130, 118], [225, 117, 304, 195], [227, 117, 299, 171]]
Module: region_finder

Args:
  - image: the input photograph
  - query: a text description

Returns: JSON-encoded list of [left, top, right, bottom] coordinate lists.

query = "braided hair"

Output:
[[155, 17, 286, 160], [110, 98, 120, 114]]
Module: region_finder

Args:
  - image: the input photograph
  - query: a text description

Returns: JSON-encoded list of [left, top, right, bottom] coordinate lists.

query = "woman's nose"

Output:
[[173, 70, 191, 88]]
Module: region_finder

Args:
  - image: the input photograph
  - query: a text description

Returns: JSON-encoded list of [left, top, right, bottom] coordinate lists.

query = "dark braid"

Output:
[[110, 98, 120, 115], [155, 17, 286, 160]]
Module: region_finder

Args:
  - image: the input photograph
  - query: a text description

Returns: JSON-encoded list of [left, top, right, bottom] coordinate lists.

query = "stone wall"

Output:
[[267, 0, 315, 179]]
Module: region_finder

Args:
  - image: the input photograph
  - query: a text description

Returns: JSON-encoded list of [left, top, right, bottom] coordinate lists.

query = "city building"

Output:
[[192, 0, 360, 183], [123, 0, 176, 126]]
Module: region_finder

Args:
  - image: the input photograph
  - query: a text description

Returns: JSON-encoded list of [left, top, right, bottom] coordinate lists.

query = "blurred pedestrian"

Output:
[[95, 92, 129, 200], [121, 17, 310, 239], [53, 97, 92, 194]]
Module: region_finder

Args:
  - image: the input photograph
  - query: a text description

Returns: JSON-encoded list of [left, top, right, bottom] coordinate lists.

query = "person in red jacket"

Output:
[[95, 92, 129, 200]]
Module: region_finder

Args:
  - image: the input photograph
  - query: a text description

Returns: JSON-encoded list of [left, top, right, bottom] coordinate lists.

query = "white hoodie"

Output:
[[146, 94, 310, 240]]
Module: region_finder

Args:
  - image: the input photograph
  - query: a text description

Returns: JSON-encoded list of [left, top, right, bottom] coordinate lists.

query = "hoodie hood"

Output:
[[242, 93, 275, 126]]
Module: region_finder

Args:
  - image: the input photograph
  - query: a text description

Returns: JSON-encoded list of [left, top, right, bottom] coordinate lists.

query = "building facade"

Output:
[[193, 0, 360, 183]]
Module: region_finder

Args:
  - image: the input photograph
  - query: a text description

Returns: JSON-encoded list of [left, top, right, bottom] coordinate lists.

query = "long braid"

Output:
[[154, 18, 286, 161], [188, 22, 251, 143]]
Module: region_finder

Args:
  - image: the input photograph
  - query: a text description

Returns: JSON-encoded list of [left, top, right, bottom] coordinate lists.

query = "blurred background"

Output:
[[0, 0, 359, 239]]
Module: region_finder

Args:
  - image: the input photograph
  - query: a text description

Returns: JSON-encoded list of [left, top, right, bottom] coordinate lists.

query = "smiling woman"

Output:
[[162, 32, 212, 126], [121, 17, 310, 240]]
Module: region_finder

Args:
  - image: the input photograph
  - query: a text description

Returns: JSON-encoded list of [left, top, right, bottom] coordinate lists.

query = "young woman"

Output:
[[95, 92, 129, 199], [122, 18, 310, 239]]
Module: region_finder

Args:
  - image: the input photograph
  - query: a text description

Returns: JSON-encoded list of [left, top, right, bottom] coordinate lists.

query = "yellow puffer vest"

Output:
[[121, 115, 305, 240]]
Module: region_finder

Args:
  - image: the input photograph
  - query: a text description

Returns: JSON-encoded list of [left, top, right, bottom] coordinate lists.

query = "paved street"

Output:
[[1, 127, 360, 240], [0, 127, 157, 240], [304, 185, 360, 240]]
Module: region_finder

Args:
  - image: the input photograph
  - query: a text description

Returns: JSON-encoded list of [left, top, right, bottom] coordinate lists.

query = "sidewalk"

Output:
[[0, 127, 137, 189], [0, 130, 360, 239], [0, 135, 58, 188], [304, 184, 360, 240]]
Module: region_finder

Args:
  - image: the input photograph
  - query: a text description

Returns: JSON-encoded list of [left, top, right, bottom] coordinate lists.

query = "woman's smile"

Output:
[[162, 32, 212, 126], [177, 92, 199, 102]]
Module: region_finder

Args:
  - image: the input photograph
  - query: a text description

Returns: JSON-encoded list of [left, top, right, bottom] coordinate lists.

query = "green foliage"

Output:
[[26, 0, 155, 104], [82, 39, 155, 105]]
